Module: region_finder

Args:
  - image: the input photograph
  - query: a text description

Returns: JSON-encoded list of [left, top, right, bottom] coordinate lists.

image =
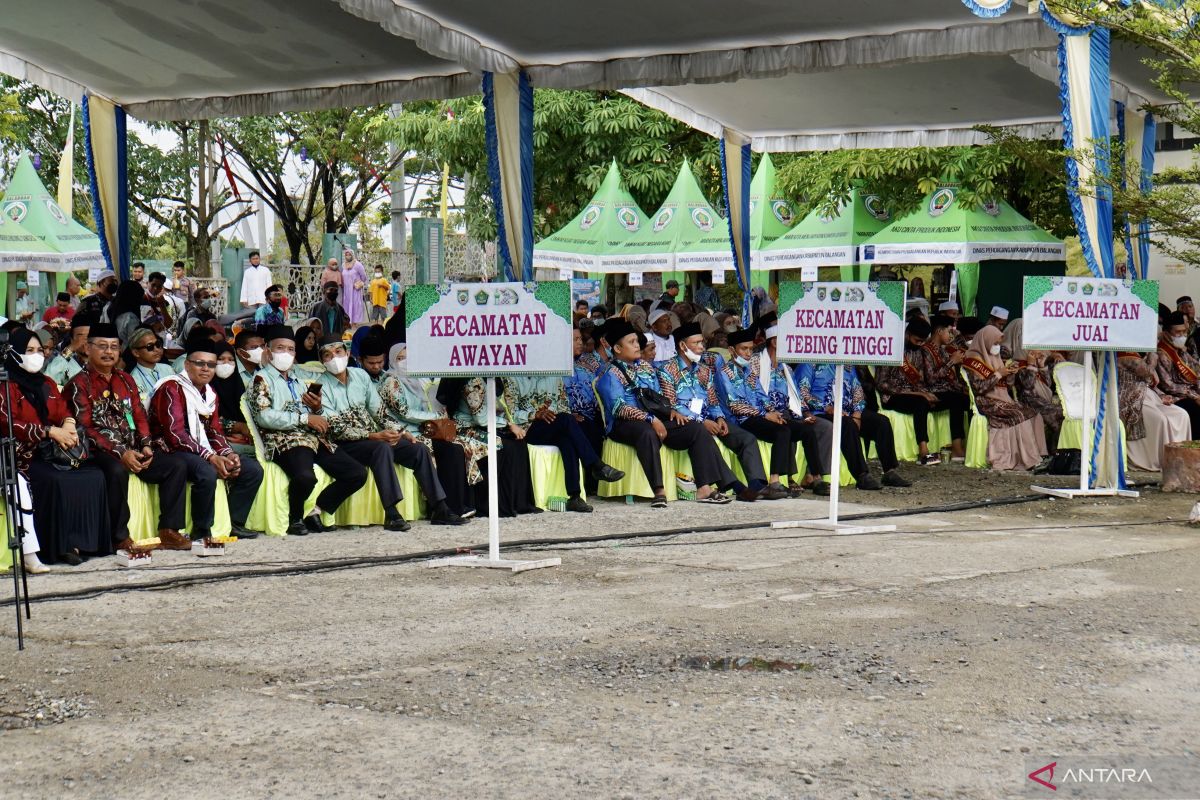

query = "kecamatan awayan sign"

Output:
[[404, 281, 573, 377]]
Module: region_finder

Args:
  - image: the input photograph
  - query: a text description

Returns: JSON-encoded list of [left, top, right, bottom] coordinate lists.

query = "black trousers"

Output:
[[576, 415, 605, 493], [882, 392, 967, 443], [391, 439, 446, 506], [272, 444, 367, 522], [339, 439, 403, 511], [168, 451, 265, 534], [720, 421, 767, 489], [430, 439, 471, 515], [1174, 397, 1200, 437], [525, 414, 600, 496], [226, 454, 265, 527], [94, 450, 189, 544], [609, 417, 735, 492], [740, 414, 825, 478], [818, 411, 899, 475]]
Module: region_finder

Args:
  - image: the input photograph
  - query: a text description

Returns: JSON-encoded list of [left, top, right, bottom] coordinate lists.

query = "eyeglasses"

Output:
[[188, 360, 217, 369], [135, 342, 161, 351], [90, 342, 120, 352]]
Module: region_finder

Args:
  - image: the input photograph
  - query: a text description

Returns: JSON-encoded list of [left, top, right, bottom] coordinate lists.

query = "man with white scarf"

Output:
[[646, 306, 675, 364], [148, 338, 265, 541]]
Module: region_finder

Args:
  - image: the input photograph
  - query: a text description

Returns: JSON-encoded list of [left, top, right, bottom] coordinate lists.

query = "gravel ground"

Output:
[[0, 462, 1197, 799]]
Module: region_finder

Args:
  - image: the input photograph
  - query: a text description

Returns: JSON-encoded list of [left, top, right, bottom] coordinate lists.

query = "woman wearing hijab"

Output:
[[210, 342, 255, 454], [319, 258, 342, 291], [294, 324, 321, 365], [1005, 318, 1065, 446], [111, 279, 148, 345], [962, 324, 1047, 470], [0, 327, 109, 566], [451, 376, 540, 518], [376, 344, 484, 518], [1118, 350, 1191, 470], [341, 248, 368, 326], [124, 328, 175, 408]]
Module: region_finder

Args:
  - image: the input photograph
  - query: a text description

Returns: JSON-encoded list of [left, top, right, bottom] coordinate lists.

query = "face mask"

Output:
[[682, 348, 701, 363], [592, 316, 605, 325], [989, 345, 1002, 356], [723, 323, 738, 333], [324, 355, 349, 375], [1172, 335, 1187, 348], [243, 347, 264, 365], [374, 272, 383, 278], [326, 292, 339, 303], [271, 352, 295, 372], [198, 299, 212, 311], [215, 362, 236, 379], [19, 353, 44, 374], [734, 355, 751, 367], [964, 339, 973, 349]]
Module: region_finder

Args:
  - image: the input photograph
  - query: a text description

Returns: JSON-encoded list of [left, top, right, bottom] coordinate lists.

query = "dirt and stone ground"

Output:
[[0, 463, 1196, 799]]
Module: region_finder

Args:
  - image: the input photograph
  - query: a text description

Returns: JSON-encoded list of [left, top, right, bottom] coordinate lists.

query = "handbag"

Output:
[[423, 417, 458, 442], [37, 434, 90, 471], [615, 361, 674, 420]]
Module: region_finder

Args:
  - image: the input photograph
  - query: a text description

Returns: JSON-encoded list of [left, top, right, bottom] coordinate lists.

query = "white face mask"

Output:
[[682, 348, 701, 363], [243, 346, 264, 365], [374, 272, 383, 278], [324, 355, 349, 375], [271, 351, 295, 372], [215, 362, 236, 379], [19, 352, 44, 374], [1172, 335, 1187, 348], [734, 355, 751, 367], [989, 345, 1002, 356]]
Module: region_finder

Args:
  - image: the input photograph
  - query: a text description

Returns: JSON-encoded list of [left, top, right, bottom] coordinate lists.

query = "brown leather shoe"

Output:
[[158, 529, 193, 551]]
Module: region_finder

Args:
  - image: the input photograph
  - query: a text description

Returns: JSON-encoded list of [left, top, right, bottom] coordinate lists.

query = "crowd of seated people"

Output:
[[1, 279, 1193, 576]]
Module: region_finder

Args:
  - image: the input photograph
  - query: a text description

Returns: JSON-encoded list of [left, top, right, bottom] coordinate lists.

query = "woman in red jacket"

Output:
[[0, 327, 109, 566]]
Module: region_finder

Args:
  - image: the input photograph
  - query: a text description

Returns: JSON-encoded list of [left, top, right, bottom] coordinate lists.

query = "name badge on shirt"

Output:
[[689, 397, 704, 416]]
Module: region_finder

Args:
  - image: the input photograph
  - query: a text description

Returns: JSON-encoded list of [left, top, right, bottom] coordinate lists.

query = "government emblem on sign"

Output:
[[863, 194, 890, 221], [457, 289, 469, 305], [616, 206, 640, 232], [928, 187, 955, 217], [983, 200, 1001, 217], [45, 199, 67, 225], [691, 207, 713, 232], [474, 289, 490, 305], [771, 199, 794, 226], [4, 201, 27, 223], [817, 288, 827, 301], [579, 205, 601, 230], [653, 207, 674, 232]]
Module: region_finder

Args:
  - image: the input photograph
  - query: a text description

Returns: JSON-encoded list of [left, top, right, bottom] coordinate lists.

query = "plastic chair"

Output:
[[242, 398, 332, 536], [1052, 361, 1127, 454], [713, 437, 854, 488], [960, 368, 991, 468], [127, 472, 233, 542], [527, 444, 587, 510], [592, 379, 677, 501]]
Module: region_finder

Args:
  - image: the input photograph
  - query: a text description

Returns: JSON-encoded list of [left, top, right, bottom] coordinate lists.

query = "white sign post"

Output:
[[1022, 276, 1158, 500], [406, 280, 573, 572], [771, 281, 907, 534]]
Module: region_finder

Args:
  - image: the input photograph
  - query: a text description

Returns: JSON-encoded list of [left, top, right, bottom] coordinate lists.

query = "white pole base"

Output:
[[771, 519, 897, 535], [425, 555, 562, 573], [1031, 486, 1140, 499]]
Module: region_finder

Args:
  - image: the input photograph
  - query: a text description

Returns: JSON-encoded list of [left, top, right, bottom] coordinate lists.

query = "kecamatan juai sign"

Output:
[[404, 281, 573, 377], [1021, 276, 1159, 352]]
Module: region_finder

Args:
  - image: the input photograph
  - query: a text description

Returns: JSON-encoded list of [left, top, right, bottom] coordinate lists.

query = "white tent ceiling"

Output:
[[0, 0, 1174, 151]]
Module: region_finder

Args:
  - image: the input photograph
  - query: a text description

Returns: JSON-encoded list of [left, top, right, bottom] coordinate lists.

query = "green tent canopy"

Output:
[[533, 159, 649, 273], [858, 184, 1065, 266], [2, 153, 105, 271], [600, 158, 734, 273], [0, 213, 61, 272], [755, 187, 891, 273], [748, 153, 795, 252]]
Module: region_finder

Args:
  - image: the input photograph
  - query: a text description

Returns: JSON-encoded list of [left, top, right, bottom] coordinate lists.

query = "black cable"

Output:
[[0, 489, 1120, 608]]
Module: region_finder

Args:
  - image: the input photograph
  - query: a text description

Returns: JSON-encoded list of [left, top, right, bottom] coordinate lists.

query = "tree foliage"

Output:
[[772, 136, 1073, 237]]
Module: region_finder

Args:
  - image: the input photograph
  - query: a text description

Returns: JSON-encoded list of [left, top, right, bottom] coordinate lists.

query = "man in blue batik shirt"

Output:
[[794, 362, 911, 490], [658, 322, 772, 501]]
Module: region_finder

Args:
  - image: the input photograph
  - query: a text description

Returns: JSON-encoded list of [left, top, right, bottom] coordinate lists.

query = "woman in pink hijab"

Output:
[[962, 323, 1048, 470], [341, 248, 367, 325]]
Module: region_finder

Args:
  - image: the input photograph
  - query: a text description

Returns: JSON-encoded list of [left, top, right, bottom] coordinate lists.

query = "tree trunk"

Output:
[[195, 119, 211, 276]]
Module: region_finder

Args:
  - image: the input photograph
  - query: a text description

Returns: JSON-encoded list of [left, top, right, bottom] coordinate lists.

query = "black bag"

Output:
[[37, 434, 90, 471], [615, 361, 674, 420], [1035, 448, 1081, 475]]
